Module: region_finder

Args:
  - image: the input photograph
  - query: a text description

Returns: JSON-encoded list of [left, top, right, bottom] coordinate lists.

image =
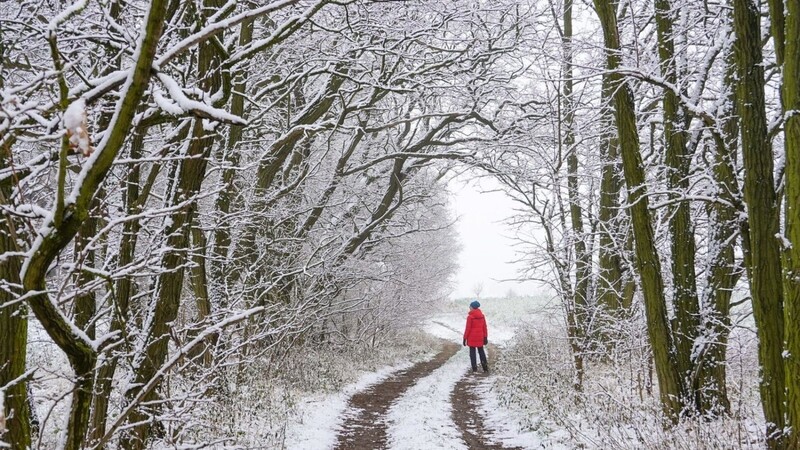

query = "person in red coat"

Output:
[[463, 300, 489, 373]]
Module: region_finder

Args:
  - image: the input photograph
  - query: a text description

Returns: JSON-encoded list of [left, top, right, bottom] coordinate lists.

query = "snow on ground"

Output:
[[386, 348, 469, 450], [283, 360, 416, 450], [427, 297, 535, 346], [475, 376, 569, 449], [284, 295, 554, 450]]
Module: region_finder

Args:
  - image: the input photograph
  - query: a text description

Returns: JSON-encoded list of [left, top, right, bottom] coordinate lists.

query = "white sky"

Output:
[[448, 174, 540, 299]]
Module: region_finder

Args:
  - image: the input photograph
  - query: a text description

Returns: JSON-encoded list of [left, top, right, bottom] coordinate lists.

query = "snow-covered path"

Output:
[[284, 300, 554, 450], [385, 346, 470, 450]]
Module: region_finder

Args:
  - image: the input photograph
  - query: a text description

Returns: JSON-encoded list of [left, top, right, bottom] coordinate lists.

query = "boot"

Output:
[[482, 363, 489, 373]]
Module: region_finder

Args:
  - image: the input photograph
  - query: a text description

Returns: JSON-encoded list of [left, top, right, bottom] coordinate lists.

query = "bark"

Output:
[[187, 217, 214, 366], [732, 0, 787, 446], [766, 0, 785, 67], [596, 71, 626, 322], [696, 47, 740, 417], [18, 1, 167, 447], [782, 0, 800, 446], [563, 0, 587, 389], [593, 0, 685, 421], [122, 0, 225, 444], [654, 0, 701, 411], [0, 146, 31, 450], [73, 200, 99, 340]]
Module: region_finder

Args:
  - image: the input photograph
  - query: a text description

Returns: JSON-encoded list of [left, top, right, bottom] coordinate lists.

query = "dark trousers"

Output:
[[469, 346, 487, 371]]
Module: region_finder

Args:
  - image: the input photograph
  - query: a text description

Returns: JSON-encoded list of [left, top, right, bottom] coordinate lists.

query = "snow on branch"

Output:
[[156, 74, 247, 125], [47, 0, 89, 33], [341, 152, 475, 176], [89, 306, 269, 449], [155, 0, 304, 68], [63, 98, 93, 156]]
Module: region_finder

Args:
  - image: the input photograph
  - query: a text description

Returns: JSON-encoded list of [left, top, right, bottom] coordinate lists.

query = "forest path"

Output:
[[333, 341, 522, 450], [451, 346, 524, 450], [333, 341, 459, 449]]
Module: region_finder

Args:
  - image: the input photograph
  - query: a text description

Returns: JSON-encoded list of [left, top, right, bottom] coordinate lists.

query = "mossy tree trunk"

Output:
[[781, 0, 800, 446], [562, 0, 588, 389], [0, 147, 31, 450], [732, 0, 787, 446], [592, 0, 685, 421], [653, 0, 701, 412]]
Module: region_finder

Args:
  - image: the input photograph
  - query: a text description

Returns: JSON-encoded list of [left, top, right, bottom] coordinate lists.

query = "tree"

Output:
[[592, 0, 685, 421], [472, 282, 485, 299], [782, 0, 800, 446], [732, 0, 786, 445]]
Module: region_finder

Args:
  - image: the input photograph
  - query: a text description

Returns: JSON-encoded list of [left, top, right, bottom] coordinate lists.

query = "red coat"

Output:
[[463, 308, 488, 347]]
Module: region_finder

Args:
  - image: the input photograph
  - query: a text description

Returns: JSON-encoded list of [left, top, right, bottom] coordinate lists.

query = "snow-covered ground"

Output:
[[475, 375, 569, 449], [386, 347, 468, 450], [284, 360, 416, 450], [283, 295, 555, 449]]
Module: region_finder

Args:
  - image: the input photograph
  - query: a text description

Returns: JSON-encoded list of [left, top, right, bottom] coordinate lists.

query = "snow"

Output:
[[776, 233, 793, 250], [64, 98, 93, 156], [47, 0, 88, 32], [386, 349, 468, 450], [63, 98, 85, 130], [476, 377, 566, 449], [283, 361, 415, 450], [156, 73, 247, 125], [153, 90, 185, 116]]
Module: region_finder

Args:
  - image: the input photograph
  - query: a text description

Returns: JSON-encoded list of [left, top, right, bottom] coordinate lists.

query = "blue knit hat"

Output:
[[470, 300, 480, 309]]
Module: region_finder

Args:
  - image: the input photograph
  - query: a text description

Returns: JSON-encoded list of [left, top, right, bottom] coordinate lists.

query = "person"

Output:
[[463, 300, 489, 373]]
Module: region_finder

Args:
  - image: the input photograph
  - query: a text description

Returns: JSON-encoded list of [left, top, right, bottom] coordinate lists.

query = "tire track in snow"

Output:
[[385, 347, 472, 450], [451, 346, 525, 450], [333, 341, 460, 450]]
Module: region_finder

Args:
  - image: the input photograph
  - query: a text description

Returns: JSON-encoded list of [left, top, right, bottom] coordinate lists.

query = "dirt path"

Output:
[[450, 346, 523, 450], [333, 342, 523, 450], [333, 341, 460, 450]]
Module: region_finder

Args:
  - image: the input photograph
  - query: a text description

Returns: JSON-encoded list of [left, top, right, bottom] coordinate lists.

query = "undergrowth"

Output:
[[168, 328, 442, 448], [493, 321, 765, 449]]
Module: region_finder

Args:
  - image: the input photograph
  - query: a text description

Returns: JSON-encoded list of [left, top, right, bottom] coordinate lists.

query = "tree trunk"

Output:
[[592, 0, 685, 421], [187, 217, 215, 366], [122, 2, 225, 444], [596, 70, 626, 327], [654, 0, 700, 410], [781, 0, 800, 446], [696, 46, 740, 416], [89, 121, 161, 448], [74, 199, 99, 340], [210, 17, 254, 287], [563, 0, 588, 388], [732, 0, 787, 446], [0, 150, 31, 450], [122, 119, 216, 450]]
